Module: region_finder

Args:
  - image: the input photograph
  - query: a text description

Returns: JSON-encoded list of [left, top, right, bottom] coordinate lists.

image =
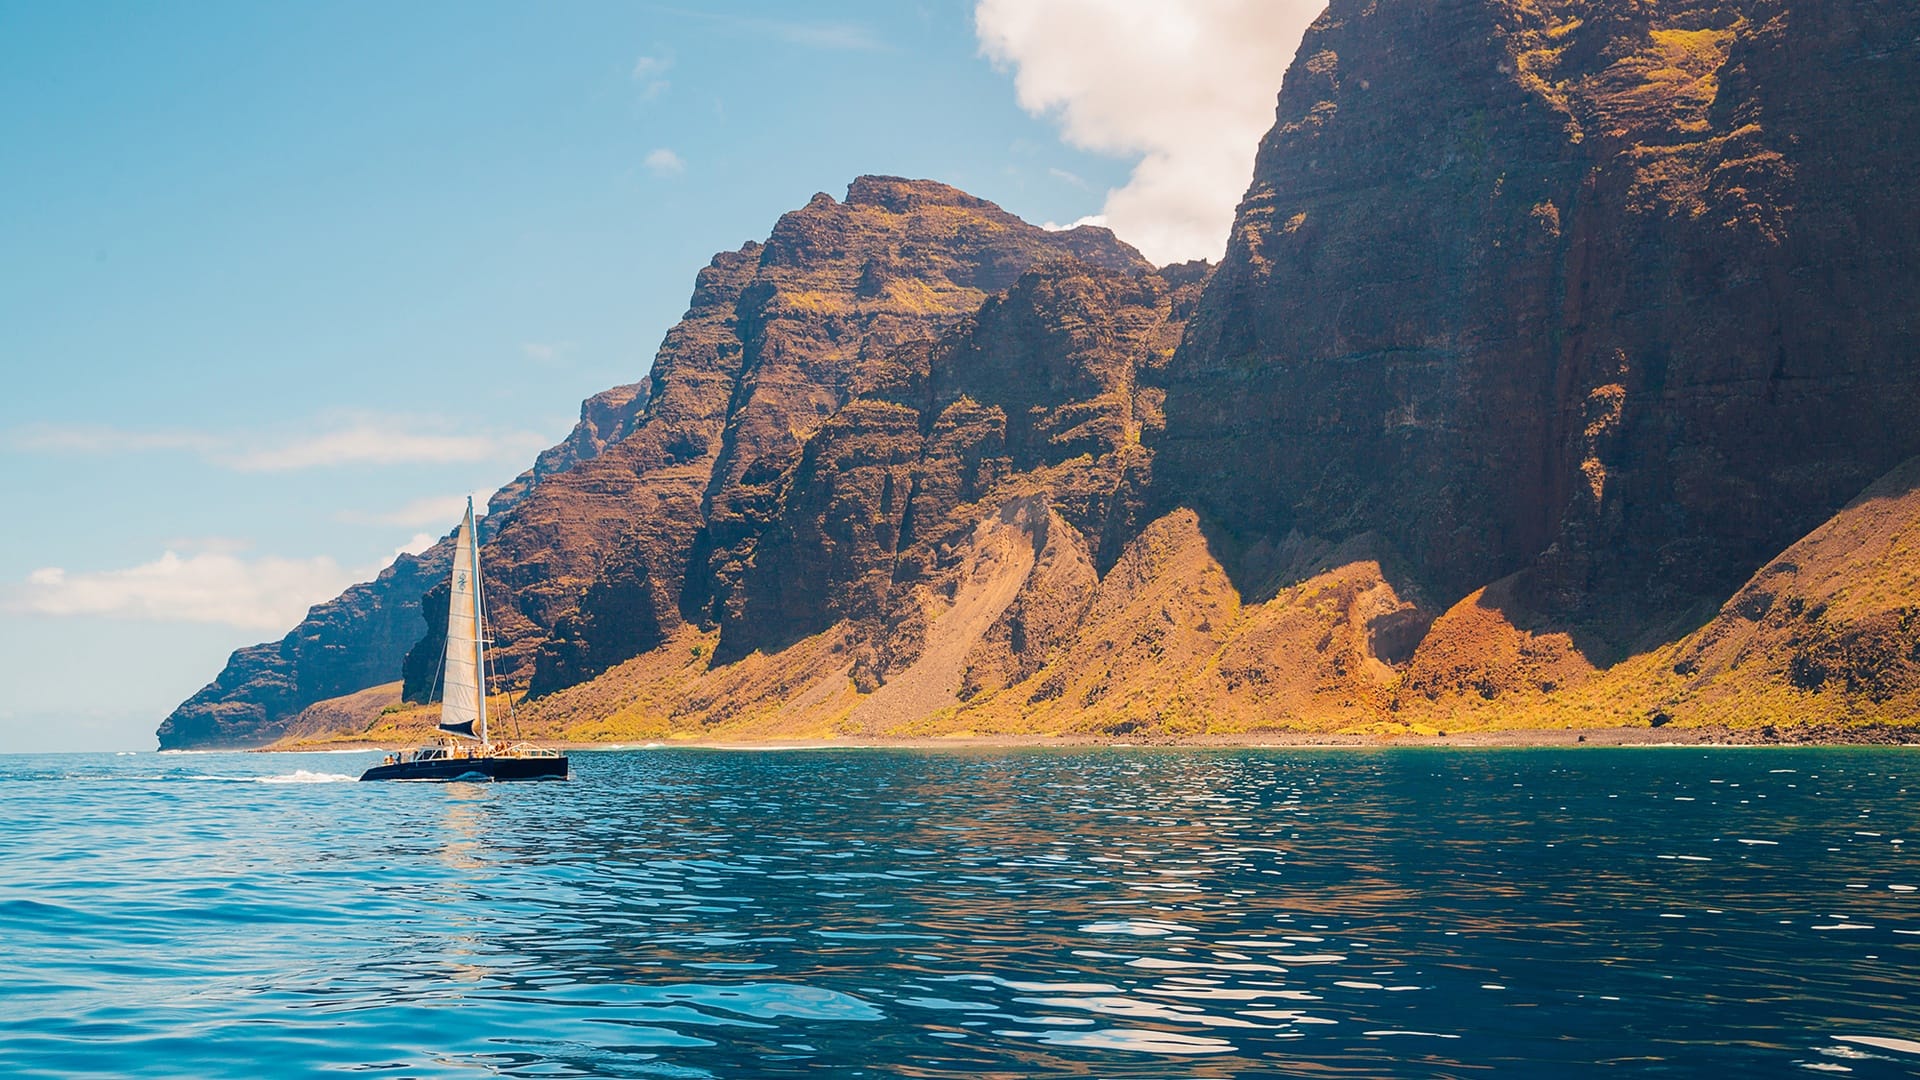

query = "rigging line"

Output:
[[497, 641, 523, 743], [473, 510, 487, 746], [473, 540, 522, 744], [490, 606, 524, 743], [428, 624, 449, 715]]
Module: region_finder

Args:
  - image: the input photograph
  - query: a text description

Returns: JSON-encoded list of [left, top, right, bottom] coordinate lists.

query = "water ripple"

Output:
[[3, 747, 1920, 1076]]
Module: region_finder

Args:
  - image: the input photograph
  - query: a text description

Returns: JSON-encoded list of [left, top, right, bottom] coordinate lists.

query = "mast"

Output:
[[472, 501, 488, 747]]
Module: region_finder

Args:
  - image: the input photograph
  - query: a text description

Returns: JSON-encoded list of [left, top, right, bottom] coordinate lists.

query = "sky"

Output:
[[0, 0, 1321, 752]]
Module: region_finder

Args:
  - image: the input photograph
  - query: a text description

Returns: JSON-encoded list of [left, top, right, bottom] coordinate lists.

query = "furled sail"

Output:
[[437, 499, 486, 741]]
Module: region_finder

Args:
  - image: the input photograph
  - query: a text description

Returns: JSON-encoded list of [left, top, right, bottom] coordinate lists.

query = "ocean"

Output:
[[4, 746, 1919, 1077]]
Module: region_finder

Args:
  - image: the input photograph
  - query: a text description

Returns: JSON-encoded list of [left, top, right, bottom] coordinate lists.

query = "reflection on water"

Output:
[[3, 748, 1920, 1077]]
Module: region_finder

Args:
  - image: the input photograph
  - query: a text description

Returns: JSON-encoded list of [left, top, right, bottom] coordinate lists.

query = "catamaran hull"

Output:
[[358, 756, 568, 782]]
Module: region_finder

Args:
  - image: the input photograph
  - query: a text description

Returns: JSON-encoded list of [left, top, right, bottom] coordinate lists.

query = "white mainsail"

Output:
[[437, 498, 488, 742]]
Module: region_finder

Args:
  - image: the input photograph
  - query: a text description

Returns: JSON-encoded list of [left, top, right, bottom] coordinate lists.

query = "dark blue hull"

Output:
[[358, 755, 567, 782]]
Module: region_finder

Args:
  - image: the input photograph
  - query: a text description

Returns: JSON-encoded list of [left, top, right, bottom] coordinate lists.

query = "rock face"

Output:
[[1655, 456, 1920, 724], [404, 177, 1145, 702], [405, 241, 766, 702], [166, 3, 1920, 748], [1157, 0, 1920, 653], [706, 259, 1198, 657], [156, 553, 446, 749], [354, 252, 1201, 745], [154, 381, 649, 749], [704, 258, 1205, 690], [486, 381, 651, 515]]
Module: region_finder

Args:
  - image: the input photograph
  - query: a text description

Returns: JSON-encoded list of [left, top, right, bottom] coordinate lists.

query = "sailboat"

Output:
[[359, 498, 568, 782]]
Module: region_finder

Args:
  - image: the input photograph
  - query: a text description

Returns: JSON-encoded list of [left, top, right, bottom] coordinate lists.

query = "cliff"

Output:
[[1152, 0, 1920, 702], [166, 181, 1139, 748], [402, 177, 1145, 702], [168, 1, 1920, 749], [480, 254, 1209, 742], [1649, 456, 1920, 728], [154, 381, 649, 749]]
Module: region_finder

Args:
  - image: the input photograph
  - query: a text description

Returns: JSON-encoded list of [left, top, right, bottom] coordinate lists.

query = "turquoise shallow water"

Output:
[[5, 747, 1920, 1077]]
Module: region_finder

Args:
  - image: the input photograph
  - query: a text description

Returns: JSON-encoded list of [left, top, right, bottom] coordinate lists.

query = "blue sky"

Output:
[[0, 1, 1315, 751]]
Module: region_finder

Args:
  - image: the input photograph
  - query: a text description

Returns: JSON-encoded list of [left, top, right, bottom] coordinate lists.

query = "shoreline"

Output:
[[253, 722, 1920, 753]]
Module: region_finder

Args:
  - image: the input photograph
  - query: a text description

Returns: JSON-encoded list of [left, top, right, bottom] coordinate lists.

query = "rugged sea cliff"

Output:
[[161, 0, 1920, 749]]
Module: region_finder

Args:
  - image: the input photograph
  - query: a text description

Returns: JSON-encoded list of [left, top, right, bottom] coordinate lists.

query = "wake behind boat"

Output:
[[361, 498, 567, 783]]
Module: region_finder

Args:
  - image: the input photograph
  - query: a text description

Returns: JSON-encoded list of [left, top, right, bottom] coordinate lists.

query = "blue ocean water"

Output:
[[4, 747, 1920, 1078]]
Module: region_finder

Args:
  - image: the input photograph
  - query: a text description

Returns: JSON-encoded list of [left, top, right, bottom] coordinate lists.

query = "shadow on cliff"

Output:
[[1189, 507, 1732, 690], [1191, 513, 1430, 609], [1405, 558, 1731, 713]]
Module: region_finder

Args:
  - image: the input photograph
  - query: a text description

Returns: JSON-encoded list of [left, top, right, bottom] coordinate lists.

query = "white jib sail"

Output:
[[438, 499, 486, 741]]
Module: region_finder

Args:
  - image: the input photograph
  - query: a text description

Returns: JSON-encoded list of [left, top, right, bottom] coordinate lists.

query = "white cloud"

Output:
[[159, 536, 254, 556], [644, 147, 686, 177], [1041, 213, 1110, 232], [1047, 166, 1091, 189], [9, 425, 221, 456], [9, 550, 365, 631], [336, 494, 472, 530], [222, 421, 545, 472], [975, 0, 1320, 264], [8, 501, 480, 630], [521, 341, 570, 364], [632, 53, 673, 99], [8, 416, 549, 472]]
